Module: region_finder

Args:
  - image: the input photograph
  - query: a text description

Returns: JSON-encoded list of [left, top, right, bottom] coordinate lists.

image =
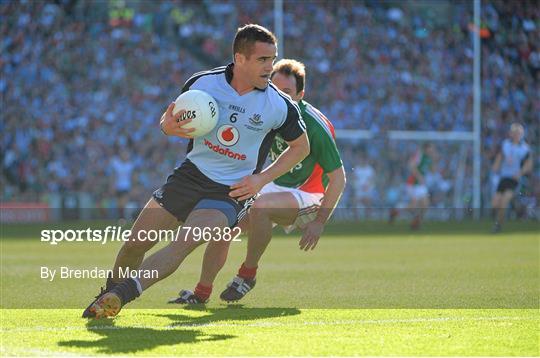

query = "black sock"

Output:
[[106, 276, 118, 291], [111, 278, 141, 305]]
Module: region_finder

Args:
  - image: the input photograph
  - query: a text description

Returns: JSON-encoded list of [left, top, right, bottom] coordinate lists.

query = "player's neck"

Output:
[[230, 68, 255, 96]]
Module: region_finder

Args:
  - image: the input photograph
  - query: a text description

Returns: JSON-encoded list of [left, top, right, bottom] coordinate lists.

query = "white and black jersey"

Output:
[[495, 139, 531, 193], [152, 64, 306, 225], [181, 63, 306, 186], [499, 139, 530, 178]]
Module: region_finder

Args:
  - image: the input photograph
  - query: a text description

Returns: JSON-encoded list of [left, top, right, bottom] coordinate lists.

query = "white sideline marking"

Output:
[[0, 316, 535, 333]]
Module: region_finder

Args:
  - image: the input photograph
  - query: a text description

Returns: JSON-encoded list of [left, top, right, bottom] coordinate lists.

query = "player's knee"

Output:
[[249, 210, 270, 226], [123, 234, 154, 255], [208, 238, 231, 249], [250, 197, 272, 217]]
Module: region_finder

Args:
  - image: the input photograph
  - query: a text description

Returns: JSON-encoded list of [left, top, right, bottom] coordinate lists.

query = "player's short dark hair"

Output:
[[233, 24, 277, 60], [271, 59, 306, 94]]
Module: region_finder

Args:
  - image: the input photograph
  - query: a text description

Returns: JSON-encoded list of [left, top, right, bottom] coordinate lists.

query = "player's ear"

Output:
[[298, 90, 305, 100], [235, 52, 246, 65]]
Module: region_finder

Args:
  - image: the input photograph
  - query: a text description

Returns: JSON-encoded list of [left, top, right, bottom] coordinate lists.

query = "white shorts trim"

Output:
[[259, 182, 323, 233]]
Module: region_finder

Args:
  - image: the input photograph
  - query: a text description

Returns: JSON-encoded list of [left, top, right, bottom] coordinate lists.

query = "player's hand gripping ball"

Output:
[[173, 90, 219, 137]]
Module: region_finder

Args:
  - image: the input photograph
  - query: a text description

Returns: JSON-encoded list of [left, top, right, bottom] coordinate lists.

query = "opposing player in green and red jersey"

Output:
[[170, 59, 346, 304], [389, 142, 436, 230]]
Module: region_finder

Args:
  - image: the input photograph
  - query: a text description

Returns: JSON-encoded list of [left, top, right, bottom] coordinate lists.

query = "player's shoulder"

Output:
[[182, 65, 227, 91], [300, 100, 336, 139], [501, 138, 511, 151], [267, 82, 301, 116], [188, 65, 228, 80]]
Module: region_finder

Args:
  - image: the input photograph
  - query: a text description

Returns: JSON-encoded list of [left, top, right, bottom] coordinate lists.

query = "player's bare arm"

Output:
[[159, 102, 196, 138], [230, 133, 310, 201], [259, 132, 310, 182], [515, 156, 533, 180], [299, 166, 346, 251]]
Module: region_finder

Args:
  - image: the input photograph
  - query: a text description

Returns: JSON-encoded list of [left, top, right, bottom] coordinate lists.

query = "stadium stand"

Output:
[[1, 0, 537, 213]]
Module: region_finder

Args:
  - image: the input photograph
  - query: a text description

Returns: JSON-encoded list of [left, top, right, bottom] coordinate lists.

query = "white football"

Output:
[[173, 90, 219, 137]]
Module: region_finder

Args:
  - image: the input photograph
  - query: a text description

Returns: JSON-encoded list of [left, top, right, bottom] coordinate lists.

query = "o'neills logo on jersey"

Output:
[[203, 139, 246, 161], [217, 125, 239, 146]]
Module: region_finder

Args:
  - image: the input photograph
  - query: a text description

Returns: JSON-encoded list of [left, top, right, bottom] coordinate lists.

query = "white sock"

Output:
[[132, 277, 143, 295]]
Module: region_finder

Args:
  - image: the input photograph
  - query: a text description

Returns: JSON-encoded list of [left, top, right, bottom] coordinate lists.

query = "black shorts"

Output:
[[496, 177, 518, 193], [152, 160, 254, 227]]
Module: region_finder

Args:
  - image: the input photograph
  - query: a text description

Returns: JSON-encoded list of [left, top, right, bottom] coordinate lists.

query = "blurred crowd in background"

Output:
[[1, 0, 538, 216]]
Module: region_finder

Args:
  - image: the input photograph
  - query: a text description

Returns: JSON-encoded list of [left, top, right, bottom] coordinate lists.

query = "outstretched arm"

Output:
[[299, 166, 346, 251]]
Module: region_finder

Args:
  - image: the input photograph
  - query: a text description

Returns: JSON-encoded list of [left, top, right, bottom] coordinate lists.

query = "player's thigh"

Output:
[[236, 215, 249, 235], [250, 192, 299, 227], [171, 209, 229, 252], [501, 190, 515, 204], [127, 198, 180, 252], [492, 192, 502, 206]]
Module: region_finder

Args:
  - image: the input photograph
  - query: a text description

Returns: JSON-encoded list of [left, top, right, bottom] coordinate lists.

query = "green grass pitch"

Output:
[[1, 220, 538, 356]]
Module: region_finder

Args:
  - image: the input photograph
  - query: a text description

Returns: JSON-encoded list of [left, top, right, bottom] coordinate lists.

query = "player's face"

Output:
[[510, 128, 523, 142], [271, 72, 302, 102], [239, 41, 277, 90]]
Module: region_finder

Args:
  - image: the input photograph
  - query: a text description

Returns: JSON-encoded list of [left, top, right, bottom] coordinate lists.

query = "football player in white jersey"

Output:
[[169, 59, 346, 304], [491, 123, 532, 233], [82, 24, 309, 318]]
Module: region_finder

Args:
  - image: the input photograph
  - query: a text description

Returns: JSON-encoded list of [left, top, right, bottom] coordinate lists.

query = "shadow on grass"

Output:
[[153, 305, 301, 328], [57, 307, 300, 354], [58, 319, 232, 354]]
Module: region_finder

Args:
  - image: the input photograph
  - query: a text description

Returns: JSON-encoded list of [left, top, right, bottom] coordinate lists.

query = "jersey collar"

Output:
[[225, 63, 266, 92]]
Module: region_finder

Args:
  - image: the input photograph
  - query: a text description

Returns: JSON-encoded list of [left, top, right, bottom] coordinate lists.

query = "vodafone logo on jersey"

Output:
[[201, 124, 246, 161], [203, 138, 246, 161], [217, 125, 239, 146]]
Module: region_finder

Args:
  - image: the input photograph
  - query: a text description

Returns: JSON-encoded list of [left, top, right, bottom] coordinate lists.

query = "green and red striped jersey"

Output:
[[269, 100, 343, 194]]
